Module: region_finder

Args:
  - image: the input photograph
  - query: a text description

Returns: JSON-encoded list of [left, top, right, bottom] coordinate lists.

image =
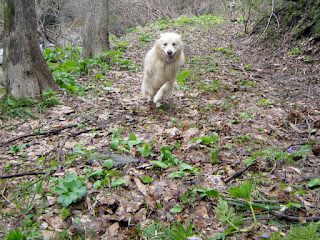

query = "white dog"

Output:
[[141, 32, 185, 106]]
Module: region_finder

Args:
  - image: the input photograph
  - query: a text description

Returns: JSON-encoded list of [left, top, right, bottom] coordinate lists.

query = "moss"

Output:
[[3, 0, 15, 32]]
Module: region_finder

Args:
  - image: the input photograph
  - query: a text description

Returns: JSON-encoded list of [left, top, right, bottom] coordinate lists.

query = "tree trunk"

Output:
[[1, 0, 58, 99], [82, 0, 109, 59]]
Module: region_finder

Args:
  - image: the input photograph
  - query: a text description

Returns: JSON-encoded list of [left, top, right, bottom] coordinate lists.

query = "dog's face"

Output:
[[157, 32, 183, 63]]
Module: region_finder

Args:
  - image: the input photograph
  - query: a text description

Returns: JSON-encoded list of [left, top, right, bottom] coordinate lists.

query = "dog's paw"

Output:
[[155, 102, 162, 108]]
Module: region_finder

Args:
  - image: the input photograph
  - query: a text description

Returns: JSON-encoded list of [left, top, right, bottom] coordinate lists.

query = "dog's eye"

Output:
[[172, 43, 176, 46], [164, 43, 167, 46]]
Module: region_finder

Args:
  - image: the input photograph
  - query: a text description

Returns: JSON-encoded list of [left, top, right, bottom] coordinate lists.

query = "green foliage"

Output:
[[5, 215, 43, 240], [139, 34, 151, 42], [307, 178, 320, 188], [257, 99, 275, 106], [192, 132, 219, 146], [60, 207, 71, 219], [141, 176, 153, 184], [174, 15, 223, 27], [177, 69, 191, 85], [109, 128, 143, 153], [137, 221, 196, 240], [138, 143, 153, 157], [43, 45, 136, 93], [51, 173, 87, 207], [192, 133, 220, 163], [281, 0, 320, 38], [0, 90, 59, 120], [197, 79, 221, 92], [8, 144, 27, 154], [190, 187, 219, 198], [86, 159, 115, 189], [111, 178, 127, 187], [212, 47, 233, 56], [5, 228, 26, 240], [228, 181, 257, 226], [149, 146, 179, 169], [169, 205, 182, 213], [246, 145, 312, 165], [290, 48, 300, 55], [53, 71, 86, 93], [273, 223, 320, 240], [212, 197, 245, 239]]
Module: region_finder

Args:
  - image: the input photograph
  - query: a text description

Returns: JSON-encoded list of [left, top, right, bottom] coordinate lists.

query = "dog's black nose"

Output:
[[167, 50, 173, 56]]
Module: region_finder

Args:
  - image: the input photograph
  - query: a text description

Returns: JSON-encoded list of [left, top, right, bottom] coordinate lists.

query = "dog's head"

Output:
[[156, 32, 183, 63]]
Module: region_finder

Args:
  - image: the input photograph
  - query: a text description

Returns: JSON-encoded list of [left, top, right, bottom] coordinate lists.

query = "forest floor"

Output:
[[0, 17, 320, 239]]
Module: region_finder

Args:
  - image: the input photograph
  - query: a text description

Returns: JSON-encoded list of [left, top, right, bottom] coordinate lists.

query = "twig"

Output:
[[56, 135, 71, 163], [224, 163, 256, 183], [0, 171, 46, 179], [240, 158, 277, 181]]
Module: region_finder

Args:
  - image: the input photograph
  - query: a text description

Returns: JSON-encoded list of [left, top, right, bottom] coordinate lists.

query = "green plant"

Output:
[[190, 187, 219, 198], [192, 132, 219, 146], [109, 129, 143, 152], [177, 69, 191, 86], [257, 99, 275, 106], [86, 159, 115, 189], [139, 34, 151, 42], [197, 79, 221, 92], [8, 144, 27, 155], [228, 181, 258, 227], [5, 215, 43, 240], [290, 48, 300, 55], [141, 176, 153, 184], [138, 143, 153, 157], [149, 146, 179, 169], [232, 134, 251, 143], [6, 228, 26, 240], [111, 178, 127, 187], [211, 197, 245, 240], [53, 71, 86, 93], [137, 221, 196, 240], [243, 64, 253, 71], [60, 207, 71, 219], [268, 223, 320, 240], [51, 173, 87, 207]]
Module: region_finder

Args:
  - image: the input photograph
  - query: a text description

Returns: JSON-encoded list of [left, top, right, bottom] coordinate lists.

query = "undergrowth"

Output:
[[0, 90, 59, 121]]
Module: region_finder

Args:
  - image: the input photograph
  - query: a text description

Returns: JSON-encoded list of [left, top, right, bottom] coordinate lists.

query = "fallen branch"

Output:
[[0, 171, 45, 179], [273, 211, 320, 222], [0, 122, 87, 148]]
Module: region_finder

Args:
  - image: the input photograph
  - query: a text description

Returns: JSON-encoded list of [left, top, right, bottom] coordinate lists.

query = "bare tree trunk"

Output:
[[1, 0, 58, 99], [82, 0, 109, 59]]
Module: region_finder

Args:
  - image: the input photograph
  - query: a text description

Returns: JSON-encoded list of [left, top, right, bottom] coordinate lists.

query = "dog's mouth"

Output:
[[166, 54, 175, 62]]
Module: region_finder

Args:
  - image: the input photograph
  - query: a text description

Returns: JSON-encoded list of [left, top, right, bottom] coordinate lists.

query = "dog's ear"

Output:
[[176, 31, 181, 35]]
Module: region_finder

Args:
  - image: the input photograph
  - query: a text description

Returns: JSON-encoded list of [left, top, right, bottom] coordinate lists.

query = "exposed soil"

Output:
[[0, 20, 320, 239]]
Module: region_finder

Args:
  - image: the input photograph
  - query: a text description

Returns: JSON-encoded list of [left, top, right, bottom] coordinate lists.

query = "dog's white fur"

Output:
[[141, 32, 185, 106]]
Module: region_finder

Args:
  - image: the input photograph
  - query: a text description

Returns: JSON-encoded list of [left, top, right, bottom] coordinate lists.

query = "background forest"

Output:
[[0, 0, 320, 240]]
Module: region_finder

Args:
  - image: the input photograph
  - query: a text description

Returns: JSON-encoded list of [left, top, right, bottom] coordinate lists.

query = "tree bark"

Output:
[[1, 0, 58, 99], [82, 0, 109, 59]]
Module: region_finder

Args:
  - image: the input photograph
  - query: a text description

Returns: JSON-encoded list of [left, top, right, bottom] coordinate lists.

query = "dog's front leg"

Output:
[[153, 81, 174, 107]]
